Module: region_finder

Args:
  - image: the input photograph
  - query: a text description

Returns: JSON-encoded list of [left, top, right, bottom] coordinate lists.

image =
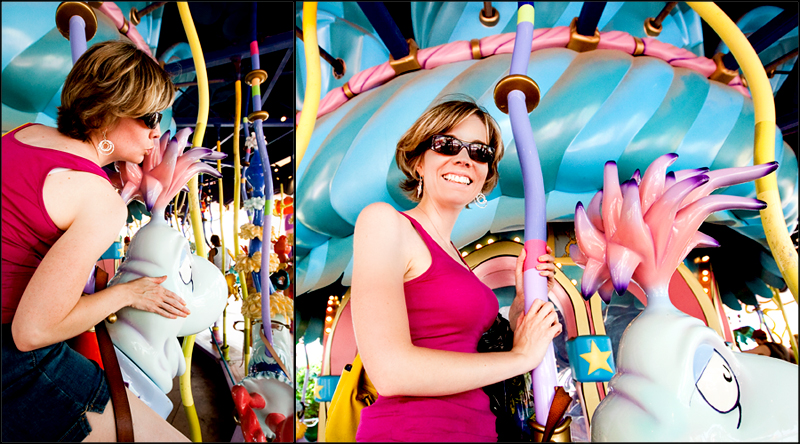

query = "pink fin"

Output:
[[602, 162, 622, 237], [606, 241, 642, 295], [587, 191, 604, 233], [575, 202, 608, 262], [639, 153, 678, 214]]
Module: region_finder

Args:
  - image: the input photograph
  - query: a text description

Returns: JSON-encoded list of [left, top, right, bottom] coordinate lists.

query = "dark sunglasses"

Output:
[[424, 134, 495, 164], [138, 111, 162, 130]]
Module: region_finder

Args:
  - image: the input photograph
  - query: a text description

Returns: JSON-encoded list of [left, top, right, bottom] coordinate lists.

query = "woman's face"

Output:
[[416, 114, 491, 208], [105, 116, 161, 164]]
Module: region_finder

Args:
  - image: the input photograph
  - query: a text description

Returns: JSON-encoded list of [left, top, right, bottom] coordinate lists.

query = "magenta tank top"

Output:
[[2, 123, 110, 324], [356, 212, 499, 442]]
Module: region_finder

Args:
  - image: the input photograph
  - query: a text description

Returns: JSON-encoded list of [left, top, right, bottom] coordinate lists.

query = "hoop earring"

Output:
[[417, 176, 423, 199], [474, 192, 488, 209], [97, 130, 115, 155]]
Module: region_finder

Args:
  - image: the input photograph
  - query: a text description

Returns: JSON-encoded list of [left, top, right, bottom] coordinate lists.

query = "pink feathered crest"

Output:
[[569, 153, 777, 301], [116, 128, 225, 213]]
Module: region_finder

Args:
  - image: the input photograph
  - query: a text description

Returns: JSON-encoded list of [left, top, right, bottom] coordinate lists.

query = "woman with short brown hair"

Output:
[[2, 40, 189, 441], [351, 98, 561, 441]]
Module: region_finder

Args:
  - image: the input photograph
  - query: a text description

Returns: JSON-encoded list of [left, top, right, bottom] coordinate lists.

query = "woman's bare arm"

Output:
[[743, 344, 771, 356], [12, 173, 187, 351], [351, 203, 561, 397]]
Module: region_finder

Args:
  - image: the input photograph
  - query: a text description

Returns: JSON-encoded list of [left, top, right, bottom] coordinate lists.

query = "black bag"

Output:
[[478, 314, 531, 442]]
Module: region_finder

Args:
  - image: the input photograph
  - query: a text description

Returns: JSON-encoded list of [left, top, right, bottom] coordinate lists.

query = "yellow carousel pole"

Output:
[[232, 59, 247, 368], [214, 138, 226, 358], [687, 2, 798, 301], [771, 286, 798, 362], [296, 2, 320, 164], [173, 193, 181, 229], [177, 2, 209, 441]]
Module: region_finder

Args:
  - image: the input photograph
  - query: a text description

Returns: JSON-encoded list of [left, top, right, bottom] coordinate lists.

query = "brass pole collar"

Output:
[[245, 69, 269, 87], [333, 58, 346, 79], [130, 7, 141, 26], [529, 416, 572, 442], [389, 39, 422, 75], [709, 52, 738, 84], [248, 110, 269, 122], [493, 74, 541, 114], [479, 6, 499, 27], [644, 17, 662, 37], [55, 2, 98, 41], [567, 17, 600, 53]]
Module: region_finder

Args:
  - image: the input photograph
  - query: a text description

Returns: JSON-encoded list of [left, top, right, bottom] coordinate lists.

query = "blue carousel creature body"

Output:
[[569, 155, 797, 440], [106, 128, 228, 401]]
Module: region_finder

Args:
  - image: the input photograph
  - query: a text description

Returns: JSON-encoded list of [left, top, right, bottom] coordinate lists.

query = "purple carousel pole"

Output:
[[494, 1, 558, 427]]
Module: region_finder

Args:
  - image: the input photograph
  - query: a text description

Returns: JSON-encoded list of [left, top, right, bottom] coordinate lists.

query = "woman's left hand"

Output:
[[509, 245, 557, 331]]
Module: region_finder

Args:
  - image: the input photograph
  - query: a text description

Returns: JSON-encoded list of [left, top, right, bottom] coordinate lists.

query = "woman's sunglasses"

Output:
[[138, 111, 162, 130], [424, 134, 495, 164]]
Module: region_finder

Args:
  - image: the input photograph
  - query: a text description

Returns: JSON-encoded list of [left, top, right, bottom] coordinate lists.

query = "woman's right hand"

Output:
[[510, 298, 562, 371], [122, 275, 191, 319]]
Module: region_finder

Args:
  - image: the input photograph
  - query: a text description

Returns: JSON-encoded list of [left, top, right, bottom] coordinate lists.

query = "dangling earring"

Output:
[[417, 176, 423, 199], [474, 192, 487, 209], [97, 130, 115, 155]]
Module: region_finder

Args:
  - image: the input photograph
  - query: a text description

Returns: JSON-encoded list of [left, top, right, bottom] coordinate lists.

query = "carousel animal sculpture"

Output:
[[234, 290, 295, 441], [569, 153, 798, 441], [106, 128, 229, 393]]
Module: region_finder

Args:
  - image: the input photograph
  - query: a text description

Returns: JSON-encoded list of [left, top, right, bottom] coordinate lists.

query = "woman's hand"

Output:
[[122, 275, 191, 319], [510, 298, 562, 371], [509, 245, 557, 331]]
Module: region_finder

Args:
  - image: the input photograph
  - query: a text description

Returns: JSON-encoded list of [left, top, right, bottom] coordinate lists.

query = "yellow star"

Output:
[[580, 340, 613, 375]]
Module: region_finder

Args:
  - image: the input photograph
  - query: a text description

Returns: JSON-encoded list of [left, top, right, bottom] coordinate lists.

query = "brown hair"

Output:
[[395, 97, 504, 202], [57, 40, 176, 142]]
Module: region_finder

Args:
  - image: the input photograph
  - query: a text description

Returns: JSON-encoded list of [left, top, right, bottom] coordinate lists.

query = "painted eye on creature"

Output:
[[179, 248, 192, 287], [693, 344, 741, 427]]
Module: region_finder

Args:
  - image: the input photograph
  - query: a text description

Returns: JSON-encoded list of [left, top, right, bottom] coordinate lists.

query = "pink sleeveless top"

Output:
[[356, 212, 499, 442], [2, 123, 110, 324]]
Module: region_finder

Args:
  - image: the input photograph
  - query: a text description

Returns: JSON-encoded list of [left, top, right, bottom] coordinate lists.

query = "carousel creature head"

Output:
[[570, 154, 797, 441], [107, 128, 229, 393], [237, 289, 295, 441]]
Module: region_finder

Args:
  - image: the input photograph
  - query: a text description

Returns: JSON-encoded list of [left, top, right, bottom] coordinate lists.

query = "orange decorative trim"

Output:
[[342, 82, 356, 99], [633, 37, 645, 56], [470, 39, 482, 60]]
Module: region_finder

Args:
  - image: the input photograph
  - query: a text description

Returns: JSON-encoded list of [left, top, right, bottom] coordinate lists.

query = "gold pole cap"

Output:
[[55, 2, 98, 42], [493, 74, 540, 114], [106, 313, 118, 323]]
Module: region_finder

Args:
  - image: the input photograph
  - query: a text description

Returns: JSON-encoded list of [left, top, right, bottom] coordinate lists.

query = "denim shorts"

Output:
[[2, 323, 111, 442]]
